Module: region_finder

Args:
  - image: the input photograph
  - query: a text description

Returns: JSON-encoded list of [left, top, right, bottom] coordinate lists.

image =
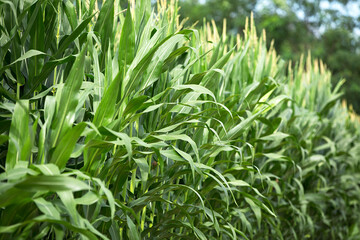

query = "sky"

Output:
[[320, 1, 360, 18], [320, 1, 360, 35]]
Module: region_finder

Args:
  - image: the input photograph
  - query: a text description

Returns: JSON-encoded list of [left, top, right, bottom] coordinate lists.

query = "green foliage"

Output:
[[0, 0, 359, 239]]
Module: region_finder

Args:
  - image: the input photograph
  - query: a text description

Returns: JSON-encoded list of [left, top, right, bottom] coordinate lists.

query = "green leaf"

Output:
[[0, 50, 46, 75], [6, 100, 31, 170], [32, 164, 60, 175], [93, 178, 116, 219], [259, 132, 290, 141], [0, 167, 36, 181], [93, 0, 114, 59], [93, 71, 121, 127], [226, 111, 262, 140], [63, 0, 77, 31], [50, 45, 87, 147], [54, 13, 94, 58], [23, 55, 76, 98], [172, 84, 216, 101], [50, 123, 86, 169], [75, 191, 99, 205], [245, 197, 262, 229], [118, 8, 135, 74], [104, 127, 132, 160], [127, 216, 141, 240], [14, 175, 90, 192], [153, 134, 199, 162], [124, 95, 148, 116], [34, 198, 61, 219]]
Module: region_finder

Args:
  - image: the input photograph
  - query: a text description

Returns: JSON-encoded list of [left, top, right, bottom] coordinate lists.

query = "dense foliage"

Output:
[[179, 0, 360, 112], [0, 0, 359, 239]]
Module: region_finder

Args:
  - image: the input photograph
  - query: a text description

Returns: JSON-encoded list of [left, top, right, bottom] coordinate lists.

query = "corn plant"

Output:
[[0, 0, 359, 239]]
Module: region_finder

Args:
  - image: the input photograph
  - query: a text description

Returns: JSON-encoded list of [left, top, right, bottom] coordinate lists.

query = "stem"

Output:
[[53, 2, 61, 94], [16, 83, 20, 100]]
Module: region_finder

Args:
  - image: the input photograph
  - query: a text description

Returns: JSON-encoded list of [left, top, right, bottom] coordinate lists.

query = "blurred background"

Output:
[[176, 0, 360, 113]]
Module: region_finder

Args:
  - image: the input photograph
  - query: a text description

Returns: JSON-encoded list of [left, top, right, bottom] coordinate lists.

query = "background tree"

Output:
[[179, 0, 360, 112]]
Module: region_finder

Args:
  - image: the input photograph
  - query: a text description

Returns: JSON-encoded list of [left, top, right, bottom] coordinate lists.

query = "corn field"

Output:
[[0, 0, 359, 239]]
